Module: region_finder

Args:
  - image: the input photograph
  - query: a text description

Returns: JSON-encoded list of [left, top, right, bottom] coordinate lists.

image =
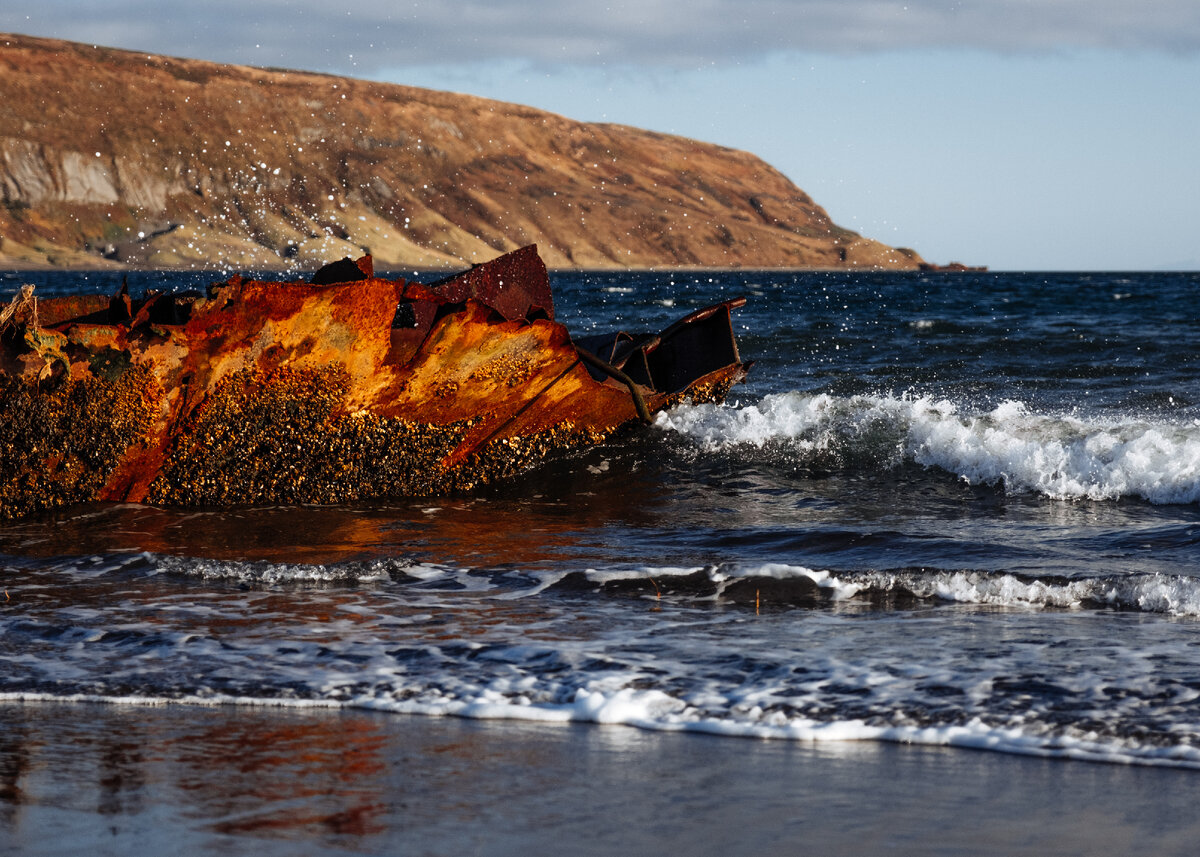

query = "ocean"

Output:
[[3, 267, 1200, 854]]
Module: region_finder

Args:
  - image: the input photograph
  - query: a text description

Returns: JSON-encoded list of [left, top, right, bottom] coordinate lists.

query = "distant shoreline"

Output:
[[0, 260, 988, 276], [1, 32, 929, 274]]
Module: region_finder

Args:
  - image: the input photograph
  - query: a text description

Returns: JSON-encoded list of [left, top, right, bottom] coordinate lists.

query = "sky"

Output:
[[3, 1, 1199, 270]]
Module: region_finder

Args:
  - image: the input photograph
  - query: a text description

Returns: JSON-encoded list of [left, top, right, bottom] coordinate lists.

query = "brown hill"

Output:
[[0, 33, 924, 271]]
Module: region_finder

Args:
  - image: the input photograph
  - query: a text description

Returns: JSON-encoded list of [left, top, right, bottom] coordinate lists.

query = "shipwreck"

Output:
[[0, 245, 749, 518]]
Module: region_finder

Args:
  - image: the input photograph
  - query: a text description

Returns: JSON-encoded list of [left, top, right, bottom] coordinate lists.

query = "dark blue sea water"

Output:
[[3, 268, 1200, 847]]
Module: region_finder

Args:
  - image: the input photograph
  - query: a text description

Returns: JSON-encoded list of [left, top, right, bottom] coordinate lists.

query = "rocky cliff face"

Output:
[[0, 33, 924, 270]]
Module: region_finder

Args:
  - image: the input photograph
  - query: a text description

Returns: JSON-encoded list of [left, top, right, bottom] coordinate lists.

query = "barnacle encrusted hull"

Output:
[[0, 245, 749, 518]]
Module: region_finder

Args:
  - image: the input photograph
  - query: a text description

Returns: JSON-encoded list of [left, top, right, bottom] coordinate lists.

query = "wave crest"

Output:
[[656, 393, 1200, 504], [707, 563, 1200, 617]]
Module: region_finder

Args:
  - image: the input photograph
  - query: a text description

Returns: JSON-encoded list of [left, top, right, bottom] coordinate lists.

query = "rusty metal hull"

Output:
[[0, 245, 749, 518]]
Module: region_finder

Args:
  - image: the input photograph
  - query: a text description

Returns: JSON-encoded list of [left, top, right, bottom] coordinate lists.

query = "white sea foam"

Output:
[[874, 568, 1200, 615], [583, 565, 705, 584], [146, 553, 441, 585], [657, 393, 1200, 504], [712, 563, 865, 601], [8, 686, 1200, 770], [138, 551, 1200, 616]]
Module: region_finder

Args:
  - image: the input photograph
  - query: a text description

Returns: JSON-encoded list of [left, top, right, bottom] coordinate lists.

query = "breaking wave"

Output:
[[11, 555, 1200, 769], [699, 562, 1200, 617], [657, 393, 1200, 505], [140, 554, 1200, 617]]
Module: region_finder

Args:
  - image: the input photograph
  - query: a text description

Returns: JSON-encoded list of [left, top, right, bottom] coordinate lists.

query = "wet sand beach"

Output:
[[3, 701, 1199, 857]]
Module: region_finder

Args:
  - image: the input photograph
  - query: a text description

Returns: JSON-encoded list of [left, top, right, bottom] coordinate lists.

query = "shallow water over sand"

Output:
[[5, 702, 1200, 856]]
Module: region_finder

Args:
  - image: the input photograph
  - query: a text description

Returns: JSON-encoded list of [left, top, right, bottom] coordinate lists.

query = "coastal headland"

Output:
[[0, 33, 926, 271]]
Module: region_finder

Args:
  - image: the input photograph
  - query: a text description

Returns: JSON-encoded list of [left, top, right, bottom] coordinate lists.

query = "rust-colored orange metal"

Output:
[[0, 245, 749, 517]]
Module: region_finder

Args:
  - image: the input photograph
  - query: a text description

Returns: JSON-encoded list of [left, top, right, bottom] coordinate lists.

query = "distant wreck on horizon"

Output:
[[0, 245, 750, 518]]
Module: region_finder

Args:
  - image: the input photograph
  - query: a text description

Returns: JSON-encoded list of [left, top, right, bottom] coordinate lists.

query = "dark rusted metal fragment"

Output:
[[0, 244, 749, 518], [428, 243, 554, 322], [310, 255, 374, 285]]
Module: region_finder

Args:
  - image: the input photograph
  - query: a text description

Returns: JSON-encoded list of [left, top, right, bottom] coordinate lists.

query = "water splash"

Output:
[[657, 393, 1200, 504]]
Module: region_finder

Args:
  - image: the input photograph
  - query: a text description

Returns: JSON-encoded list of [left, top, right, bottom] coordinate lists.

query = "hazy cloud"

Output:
[[3, 0, 1199, 74]]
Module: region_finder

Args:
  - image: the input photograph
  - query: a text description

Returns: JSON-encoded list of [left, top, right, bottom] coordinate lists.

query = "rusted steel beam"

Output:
[[0, 245, 750, 518]]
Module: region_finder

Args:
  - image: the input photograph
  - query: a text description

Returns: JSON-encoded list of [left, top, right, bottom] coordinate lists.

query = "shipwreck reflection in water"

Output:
[[0, 441, 676, 570], [0, 704, 395, 842], [0, 701, 670, 849]]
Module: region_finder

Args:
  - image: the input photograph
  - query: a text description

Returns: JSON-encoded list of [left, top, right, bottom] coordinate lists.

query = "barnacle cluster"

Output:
[[0, 365, 158, 517], [468, 354, 535, 388], [662, 376, 737, 409], [149, 366, 472, 506], [453, 421, 609, 492], [0, 349, 728, 517], [147, 363, 614, 505]]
